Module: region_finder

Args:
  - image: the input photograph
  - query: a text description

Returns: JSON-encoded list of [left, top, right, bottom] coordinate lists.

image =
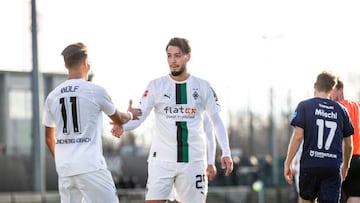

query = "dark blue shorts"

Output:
[[342, 155, 360, 197], [299, 167, 341, 203]]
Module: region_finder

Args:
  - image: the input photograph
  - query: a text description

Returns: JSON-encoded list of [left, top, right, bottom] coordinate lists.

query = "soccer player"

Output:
[[113, 37, 233, 203], [284, 71, 354, 203], [169, 114, 218, 202], [42, 42, 142, 203], [330, 77, 360, 203]]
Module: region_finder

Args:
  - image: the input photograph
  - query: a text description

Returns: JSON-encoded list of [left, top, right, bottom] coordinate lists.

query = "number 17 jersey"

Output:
[[291, 97, 354, 169]]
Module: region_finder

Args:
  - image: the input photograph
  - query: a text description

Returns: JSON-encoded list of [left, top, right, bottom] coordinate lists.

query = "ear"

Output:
[[64, 63, 69, 69], [185, 53, 191, 62], [81, 58, 87, 66]]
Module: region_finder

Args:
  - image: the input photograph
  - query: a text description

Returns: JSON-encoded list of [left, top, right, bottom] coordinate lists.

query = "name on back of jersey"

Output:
[[61, 85, 79, 93]]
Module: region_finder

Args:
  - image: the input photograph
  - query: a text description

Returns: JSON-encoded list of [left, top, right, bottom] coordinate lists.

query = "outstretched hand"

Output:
[[127, 99, 142, 120]]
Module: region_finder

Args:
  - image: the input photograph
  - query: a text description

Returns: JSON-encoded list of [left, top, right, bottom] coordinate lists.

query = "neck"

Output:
[[169, 72, 190, 82], [68, 71, 88, 80], [315, 91, 330, 99]]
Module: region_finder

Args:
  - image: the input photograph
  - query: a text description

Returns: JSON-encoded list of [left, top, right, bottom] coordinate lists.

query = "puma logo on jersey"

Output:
[[164, 94, 171, 99]]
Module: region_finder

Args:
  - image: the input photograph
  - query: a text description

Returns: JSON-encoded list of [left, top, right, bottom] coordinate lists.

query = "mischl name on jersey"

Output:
[[314, 108, 338, 119], [61, 85, 79, 94]]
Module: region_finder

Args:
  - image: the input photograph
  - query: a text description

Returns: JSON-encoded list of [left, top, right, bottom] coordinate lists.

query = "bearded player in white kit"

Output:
[[112, 37, 234, 203], [42, 42, 142, 203]]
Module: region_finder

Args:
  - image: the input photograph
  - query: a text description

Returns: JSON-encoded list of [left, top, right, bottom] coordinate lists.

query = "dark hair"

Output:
[[61, 42, 88, 67], [335, 77, 344, 89], [314, 71, 337, 92], [166, 37, 191, 54]]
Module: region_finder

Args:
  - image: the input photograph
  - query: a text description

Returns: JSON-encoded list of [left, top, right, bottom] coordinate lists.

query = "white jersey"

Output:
[[42, 79, 116, 177], [128, 75, 221, 163]]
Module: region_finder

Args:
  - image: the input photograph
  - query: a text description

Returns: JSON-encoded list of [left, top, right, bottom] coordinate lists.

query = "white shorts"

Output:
[[58, 169, 119, 203], [146, 160, 207, 203]]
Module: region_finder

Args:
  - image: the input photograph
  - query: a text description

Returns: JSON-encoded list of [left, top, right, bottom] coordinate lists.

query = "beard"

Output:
[[171, 65, 186, 76]]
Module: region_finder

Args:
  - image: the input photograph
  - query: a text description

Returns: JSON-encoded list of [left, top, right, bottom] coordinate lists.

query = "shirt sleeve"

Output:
[[208, 112, 231, 157], [42, 96, 56, 127], [203, 114, 216, 165], [96, 86, 116, 116]]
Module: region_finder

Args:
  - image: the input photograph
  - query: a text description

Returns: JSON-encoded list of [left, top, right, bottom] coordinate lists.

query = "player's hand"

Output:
[[284, 165, 293, 185], [221, 156, 233, 176], [341, 165, 349, 182], [206, 164, 217, 181], [127, 99, 142, 120], [110, 122, 124, 138]]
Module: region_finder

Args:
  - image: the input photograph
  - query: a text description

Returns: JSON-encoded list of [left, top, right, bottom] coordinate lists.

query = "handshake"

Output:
[[111, 99, 142, 138]]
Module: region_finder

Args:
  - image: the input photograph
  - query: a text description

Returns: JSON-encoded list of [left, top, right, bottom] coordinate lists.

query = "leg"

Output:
[[58, 176, 82, 203], [347, 197, 360, 203], [76, 169, 119, 203]]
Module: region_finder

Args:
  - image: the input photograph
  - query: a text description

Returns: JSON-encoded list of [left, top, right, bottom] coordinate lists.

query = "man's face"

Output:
[[330, 88, 340, 101], [167, 45, 188, 76]]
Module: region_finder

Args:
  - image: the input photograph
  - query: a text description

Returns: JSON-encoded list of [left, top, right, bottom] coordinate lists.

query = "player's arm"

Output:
[[203, 114, 217, 180], [109, 100, 142, 137], [45, 126, 56, 158], [284, 126, 303, 185], [342, 135, 353, 180], [208, 112, 233, 176]]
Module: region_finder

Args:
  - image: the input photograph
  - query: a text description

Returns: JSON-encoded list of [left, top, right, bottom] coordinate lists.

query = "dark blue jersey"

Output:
[[291, 97, 354, 169]]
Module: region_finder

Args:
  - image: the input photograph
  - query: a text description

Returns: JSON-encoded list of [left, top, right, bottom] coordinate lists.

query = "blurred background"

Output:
[[1, 0, 360, 202]]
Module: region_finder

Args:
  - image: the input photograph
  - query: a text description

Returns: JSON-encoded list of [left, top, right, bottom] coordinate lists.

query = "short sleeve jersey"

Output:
[[291, 97, 354, 169], [42, 79, 116, 177], [139, 75, 221, 163]]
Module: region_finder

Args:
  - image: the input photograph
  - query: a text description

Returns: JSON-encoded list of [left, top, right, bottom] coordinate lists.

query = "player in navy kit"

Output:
[[113, 37, 233, 203], [284, 71, 353, 203], [42, 42, 142, 203]]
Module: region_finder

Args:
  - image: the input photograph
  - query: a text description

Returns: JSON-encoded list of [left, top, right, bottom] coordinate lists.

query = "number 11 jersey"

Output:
[[42, 79, 116, 177]]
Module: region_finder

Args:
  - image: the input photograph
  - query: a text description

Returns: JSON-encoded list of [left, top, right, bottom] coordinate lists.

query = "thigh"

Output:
[[76, 169, 119, 203], [175, 161, 207, 203], [299, 168, 320, 202], [145, 161, 176, 201], [300, 167, 341, 203], [58, 176, 82, 203], [342, 155, 360, 197], [318, 169, 341, 203]]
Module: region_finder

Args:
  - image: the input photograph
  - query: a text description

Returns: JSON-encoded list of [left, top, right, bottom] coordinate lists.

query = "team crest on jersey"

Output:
[[142, 90, 149, 97], [192, 88, 199, 100]]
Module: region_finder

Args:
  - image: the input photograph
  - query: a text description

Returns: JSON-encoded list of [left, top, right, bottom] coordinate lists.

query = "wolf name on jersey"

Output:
[[43, 79, 116, 177], [291, 97, 354, 169], [139, 75, 220, 163]]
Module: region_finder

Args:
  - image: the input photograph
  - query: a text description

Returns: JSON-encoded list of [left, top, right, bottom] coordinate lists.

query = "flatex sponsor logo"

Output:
[[164, 106, 196, 119]]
